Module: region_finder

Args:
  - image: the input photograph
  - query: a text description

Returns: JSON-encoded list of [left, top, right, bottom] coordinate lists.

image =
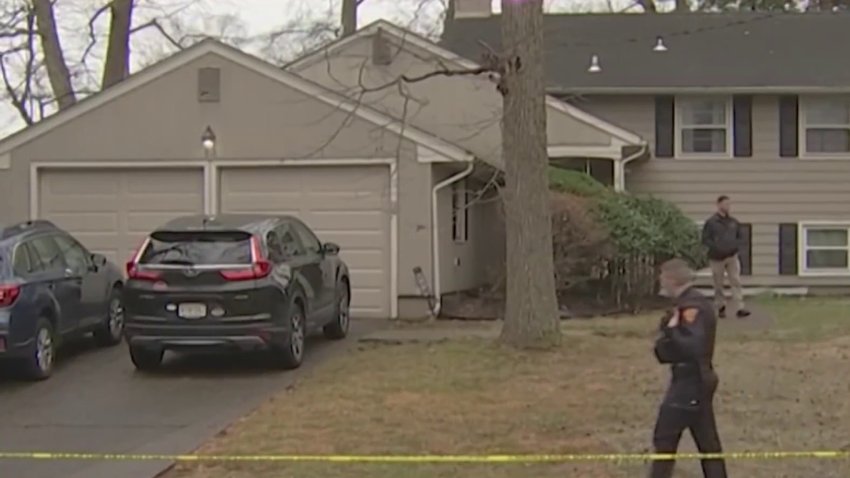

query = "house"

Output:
[[0, 33, 640, 320], [286, 19, 647, 313], [441, 5, 850, 294]]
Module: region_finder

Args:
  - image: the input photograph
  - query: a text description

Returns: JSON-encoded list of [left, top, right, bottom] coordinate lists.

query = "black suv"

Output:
[[123, 214, 352, 371], [0, 220, 125, 380]]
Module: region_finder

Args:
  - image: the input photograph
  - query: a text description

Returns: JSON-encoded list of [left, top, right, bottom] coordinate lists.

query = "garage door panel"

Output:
[[220, 166, 391, 318], [39, 168, 204, 267], [309, 211, 385, 230]]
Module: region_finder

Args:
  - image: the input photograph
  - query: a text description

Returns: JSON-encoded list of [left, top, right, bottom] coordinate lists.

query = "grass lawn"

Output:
[[165, 297, 850, 478]]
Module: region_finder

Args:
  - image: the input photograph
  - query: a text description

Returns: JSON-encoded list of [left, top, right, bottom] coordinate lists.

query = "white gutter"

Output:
[[430, 162, 475, 318], [614, 142, 649, 192]]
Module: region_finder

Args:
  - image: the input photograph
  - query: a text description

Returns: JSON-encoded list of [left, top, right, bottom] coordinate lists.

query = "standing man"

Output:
[[701, 195, 750, 318], [650, 258, 727, 478]]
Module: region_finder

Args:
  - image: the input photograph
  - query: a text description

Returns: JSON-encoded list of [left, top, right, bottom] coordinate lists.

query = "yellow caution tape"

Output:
[[0, 450, 848, 463]]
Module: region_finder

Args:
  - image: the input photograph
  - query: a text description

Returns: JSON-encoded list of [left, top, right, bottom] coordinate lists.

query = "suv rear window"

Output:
[[138, 231, 253, 266]]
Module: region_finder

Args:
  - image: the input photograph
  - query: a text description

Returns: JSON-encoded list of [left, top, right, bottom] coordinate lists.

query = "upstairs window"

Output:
[[675, 97, 732, 157], [801, 96, 850, 156]]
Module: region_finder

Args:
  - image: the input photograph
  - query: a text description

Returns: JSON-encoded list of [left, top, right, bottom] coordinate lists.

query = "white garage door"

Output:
[[219, 165, 391, 318], [38, 168, 205, 265]]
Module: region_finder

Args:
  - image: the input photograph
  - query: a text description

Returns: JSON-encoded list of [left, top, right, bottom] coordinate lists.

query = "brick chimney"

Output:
[[455, 0, 492, 18]]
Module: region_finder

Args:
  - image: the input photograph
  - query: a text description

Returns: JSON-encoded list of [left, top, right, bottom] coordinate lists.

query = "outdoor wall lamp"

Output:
[[201, 126, 216, 152]]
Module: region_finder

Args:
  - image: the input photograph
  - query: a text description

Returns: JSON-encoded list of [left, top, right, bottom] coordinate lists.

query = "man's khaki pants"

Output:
[[709, 254, 744, 312]]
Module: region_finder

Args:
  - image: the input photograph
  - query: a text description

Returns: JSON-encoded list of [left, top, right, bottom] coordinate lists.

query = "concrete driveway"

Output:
[[0, 320, 385, 478]]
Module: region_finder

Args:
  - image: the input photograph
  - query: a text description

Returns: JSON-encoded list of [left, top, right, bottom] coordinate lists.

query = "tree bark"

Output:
[[675, 0, 690, 11], [31, 0, 76, 109], [637, 0, 658, 12], [443, 0, 456, 33], [497, 0, 560, 349], [341, 0, 358, 37], [102, 0, 135, 89]]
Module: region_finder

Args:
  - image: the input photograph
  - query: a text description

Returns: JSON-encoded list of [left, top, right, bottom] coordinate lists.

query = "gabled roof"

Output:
[[289, 20, 643, 146], [441, 12, 850, 93], [0, 39, 473, 161]]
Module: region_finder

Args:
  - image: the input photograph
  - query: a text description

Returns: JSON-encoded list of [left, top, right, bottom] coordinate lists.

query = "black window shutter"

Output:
[[778, 223, 799, 275], [739, 223, 752, 276], [655, 96, 675, 158], [779, 95, 799, 158], [733, 95, 752, 157]]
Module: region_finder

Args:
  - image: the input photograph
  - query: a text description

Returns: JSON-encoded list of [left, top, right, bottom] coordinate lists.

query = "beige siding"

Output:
[[577, 94, 850, 287], [434, 165, 504, 294], [293, 34, 618, 169]]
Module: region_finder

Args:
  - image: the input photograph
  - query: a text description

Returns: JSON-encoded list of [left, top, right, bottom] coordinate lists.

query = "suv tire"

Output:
[[270, 299, 305, 370], [21, 318, 56, 381], [129, 345, 163, 372], [94, 288, 124, 347], [323, 281, 350, 340]]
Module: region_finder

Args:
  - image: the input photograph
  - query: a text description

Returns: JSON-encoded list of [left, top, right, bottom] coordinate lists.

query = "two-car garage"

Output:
[[34, 163, 393, 318]]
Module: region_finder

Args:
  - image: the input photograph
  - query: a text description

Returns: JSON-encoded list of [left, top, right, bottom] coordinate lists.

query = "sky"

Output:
[[0, 0, 646, 137]]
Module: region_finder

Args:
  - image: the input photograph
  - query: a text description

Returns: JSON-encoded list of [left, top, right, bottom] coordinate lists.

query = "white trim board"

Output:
[[287, 20, 644, 148], [0, 39, 474, 165], [30, 158, 400, 319]]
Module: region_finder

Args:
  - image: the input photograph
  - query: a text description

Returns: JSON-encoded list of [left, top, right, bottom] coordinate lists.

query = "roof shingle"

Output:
[[440, 12, 850, 91]]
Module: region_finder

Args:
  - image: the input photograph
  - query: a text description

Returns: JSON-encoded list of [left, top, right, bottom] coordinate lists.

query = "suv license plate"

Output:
[[178, 303, 207, 319]]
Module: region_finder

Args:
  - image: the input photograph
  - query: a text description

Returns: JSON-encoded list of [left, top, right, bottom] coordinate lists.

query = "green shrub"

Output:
[[547, 171, 705, 310], [547, 167, 608, 197]]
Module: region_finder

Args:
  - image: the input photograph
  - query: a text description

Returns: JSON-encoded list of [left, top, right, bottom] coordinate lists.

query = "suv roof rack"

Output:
[[0, 219, 58, 240]]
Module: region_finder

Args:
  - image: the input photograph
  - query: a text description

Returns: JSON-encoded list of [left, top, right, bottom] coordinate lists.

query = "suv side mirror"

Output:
[[91, 253, 108, 269], [322, 242, 340, 256]]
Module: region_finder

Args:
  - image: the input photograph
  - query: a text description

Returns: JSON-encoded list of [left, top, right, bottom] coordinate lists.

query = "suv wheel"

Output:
[[323, 282, 350, 340], [21, 318, 56, 381], [129, 345, 163, 372], [94, 288, 124, 347], [271, 301, 305, 370]]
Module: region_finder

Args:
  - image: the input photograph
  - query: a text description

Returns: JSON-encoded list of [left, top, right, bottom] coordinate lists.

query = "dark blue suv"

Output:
[[0, 220, 125, 380]]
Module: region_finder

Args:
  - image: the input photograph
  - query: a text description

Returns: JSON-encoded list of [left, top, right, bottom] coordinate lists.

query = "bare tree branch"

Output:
[[131, 18, 184, 49]]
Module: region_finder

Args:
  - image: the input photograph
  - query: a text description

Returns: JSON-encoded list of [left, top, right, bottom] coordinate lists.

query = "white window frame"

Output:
[[799, 95, 850, 159], [451, 180, 469, 244], [798, 222, 850, 276], [674, 96, 734, 159]]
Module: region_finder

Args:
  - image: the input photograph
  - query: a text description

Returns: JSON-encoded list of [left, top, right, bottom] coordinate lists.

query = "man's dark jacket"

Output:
[[701, 213, 742, 261]]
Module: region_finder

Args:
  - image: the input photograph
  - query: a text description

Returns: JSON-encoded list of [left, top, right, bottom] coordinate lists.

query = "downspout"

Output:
[[430, 162, 475, 318], [614, 142, 649, 192]]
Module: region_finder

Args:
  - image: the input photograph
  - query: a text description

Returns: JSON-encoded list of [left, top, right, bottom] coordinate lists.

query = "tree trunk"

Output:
[[637, 0, 658, 12], [341, 0, 358, 37], [675, 0, 690, 11], [31, 0, 76, 110], [443, 0, 456, 33], [102, 0, 135, 89], [497, 0, 560, 349]]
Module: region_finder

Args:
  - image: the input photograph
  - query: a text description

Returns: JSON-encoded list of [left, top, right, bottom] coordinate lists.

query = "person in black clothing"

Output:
[[649, 258, 727, 478], [701, 195, 750, 319]]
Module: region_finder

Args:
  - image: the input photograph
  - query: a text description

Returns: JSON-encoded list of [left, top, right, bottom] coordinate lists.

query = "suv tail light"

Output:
[[0, 284, 21, 307], [125, 237, 161, 281], [220, 236, 271, 281]]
